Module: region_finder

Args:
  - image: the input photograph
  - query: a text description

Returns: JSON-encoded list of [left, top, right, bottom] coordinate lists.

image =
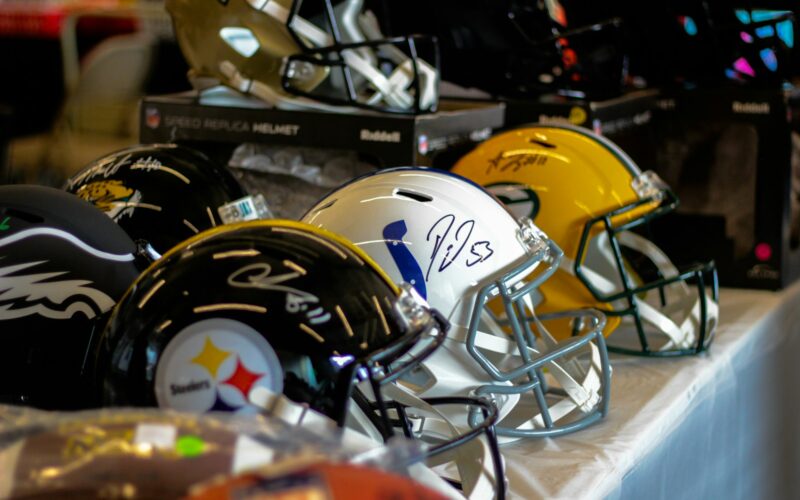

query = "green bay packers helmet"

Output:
[[453, 124, 719, 357]]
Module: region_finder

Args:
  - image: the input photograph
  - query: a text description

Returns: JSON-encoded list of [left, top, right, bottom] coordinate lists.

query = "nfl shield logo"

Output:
[[417, 134, 429, 155], [145, 107, 161, 129]]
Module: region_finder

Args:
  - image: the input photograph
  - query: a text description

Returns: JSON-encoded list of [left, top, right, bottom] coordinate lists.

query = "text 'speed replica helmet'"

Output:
[[0, 185, 141, 409], [452, 124, 720, 357], [166, 0, 438, 114], [93, 220, 505, 499], [302, 168, 611, 439], [66, 144, 269, 257]]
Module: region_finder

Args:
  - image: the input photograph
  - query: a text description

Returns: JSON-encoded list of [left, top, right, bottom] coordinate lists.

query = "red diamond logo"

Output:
[[220, 357, 263, 398]]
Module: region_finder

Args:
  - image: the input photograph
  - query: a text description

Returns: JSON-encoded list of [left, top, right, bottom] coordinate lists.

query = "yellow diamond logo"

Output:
[[191, 337, 231, 378]]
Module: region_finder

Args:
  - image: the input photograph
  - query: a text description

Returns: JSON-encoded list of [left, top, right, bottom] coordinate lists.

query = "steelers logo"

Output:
[[154, 318, 283, 414]]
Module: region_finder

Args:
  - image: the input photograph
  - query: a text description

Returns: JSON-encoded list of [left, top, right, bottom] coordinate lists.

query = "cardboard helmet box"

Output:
[[649, 86, 800, 290], [139, 89, 504, 218]]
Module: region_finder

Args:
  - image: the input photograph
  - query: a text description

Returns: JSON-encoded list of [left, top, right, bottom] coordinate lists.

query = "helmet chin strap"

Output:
[[244, 0, 436, 111], [249, 386, 466, 499], [570, 231, 719, 352], [249, 386, 340, 434], [249, 384, 505, 500], [380, 383, 502, 500], [219, 60, 359, 113]]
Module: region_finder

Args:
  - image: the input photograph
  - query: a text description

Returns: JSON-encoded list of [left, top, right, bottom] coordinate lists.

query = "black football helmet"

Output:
[[0, 185, 142, 409], [369, 0, 630, 100], [92, 220, 505, 498], [65, 144, 270, 257]]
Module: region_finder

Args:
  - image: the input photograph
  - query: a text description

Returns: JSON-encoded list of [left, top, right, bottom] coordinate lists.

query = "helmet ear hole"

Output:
[[394, 189, 433, 203]]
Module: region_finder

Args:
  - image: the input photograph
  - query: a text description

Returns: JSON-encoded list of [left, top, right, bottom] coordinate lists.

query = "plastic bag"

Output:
[[228, 144, 376, 220], [0, 407, 428, 499]]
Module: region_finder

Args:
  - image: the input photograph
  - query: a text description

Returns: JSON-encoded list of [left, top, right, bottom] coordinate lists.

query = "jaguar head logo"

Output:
[[76, 180, 141, 221]]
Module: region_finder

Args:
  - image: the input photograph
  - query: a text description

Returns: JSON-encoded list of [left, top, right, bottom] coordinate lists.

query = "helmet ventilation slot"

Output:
[[528, 138, 556, 149], [394, 189, 432, 203], [314, 199, 337, 212]]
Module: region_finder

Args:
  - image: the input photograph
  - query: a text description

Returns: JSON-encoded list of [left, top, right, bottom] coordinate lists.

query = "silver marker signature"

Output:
[[229, 263, 309, 296], [66, 153, 132, 189], [228, 263, 330, 323], [130, 156, 191, 184]]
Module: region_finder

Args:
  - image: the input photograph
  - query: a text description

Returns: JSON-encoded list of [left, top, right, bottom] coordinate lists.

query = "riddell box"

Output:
[[139, 88, 504, 169], [138, 89, 504, 219], [649, 85, 800, 290], [500, 89, 661, 166]]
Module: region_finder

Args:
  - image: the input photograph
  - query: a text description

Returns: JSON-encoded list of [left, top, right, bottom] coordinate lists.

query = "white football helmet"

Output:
[[303, 167, 611, 439]]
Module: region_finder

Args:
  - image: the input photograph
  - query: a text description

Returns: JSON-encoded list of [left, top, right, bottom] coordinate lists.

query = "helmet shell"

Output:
[[66, 144, 248, 255], [0, 185, 140, 408], [95, 220, 430, 423]]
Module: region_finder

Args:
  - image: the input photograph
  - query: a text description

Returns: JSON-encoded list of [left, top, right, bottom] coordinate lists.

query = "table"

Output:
[[502, 283, 800, 499]]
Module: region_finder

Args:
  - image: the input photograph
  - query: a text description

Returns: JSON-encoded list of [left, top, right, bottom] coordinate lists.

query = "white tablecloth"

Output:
[[502, 284, 800, 499]]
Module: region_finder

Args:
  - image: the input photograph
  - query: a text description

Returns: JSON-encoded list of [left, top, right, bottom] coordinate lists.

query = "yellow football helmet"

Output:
[[452, 124, 719, 356]]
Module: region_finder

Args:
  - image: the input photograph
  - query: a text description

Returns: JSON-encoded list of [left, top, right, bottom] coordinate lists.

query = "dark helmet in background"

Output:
[[369, 0, 630, 100], [0, 185, 141, 409], [65, 143, 270, 258]]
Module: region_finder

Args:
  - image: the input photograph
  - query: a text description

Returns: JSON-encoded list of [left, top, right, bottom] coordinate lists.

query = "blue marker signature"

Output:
[[425, 214, 494, 280], [466, 241, 494, 267]]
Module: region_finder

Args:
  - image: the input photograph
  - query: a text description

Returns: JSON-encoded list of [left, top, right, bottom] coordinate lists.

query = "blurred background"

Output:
[[0, 0, 189, 186]]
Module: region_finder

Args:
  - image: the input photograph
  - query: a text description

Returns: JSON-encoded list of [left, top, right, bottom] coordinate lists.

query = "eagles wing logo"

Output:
[[0, 260, 115, 320], [75, 180, 142, 221], [0, 228, 131, 321]]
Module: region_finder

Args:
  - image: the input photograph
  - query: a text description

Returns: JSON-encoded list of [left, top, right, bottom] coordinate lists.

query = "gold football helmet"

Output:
[[453, 124, 719, 356], [166, 0, 438, 113]]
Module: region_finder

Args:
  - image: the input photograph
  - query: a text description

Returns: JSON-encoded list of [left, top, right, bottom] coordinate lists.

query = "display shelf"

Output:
[[139, 88, 505, 168]]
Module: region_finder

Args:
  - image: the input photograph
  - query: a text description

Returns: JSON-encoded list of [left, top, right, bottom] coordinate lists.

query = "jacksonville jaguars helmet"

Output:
[[65, 144, 270, 257]]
